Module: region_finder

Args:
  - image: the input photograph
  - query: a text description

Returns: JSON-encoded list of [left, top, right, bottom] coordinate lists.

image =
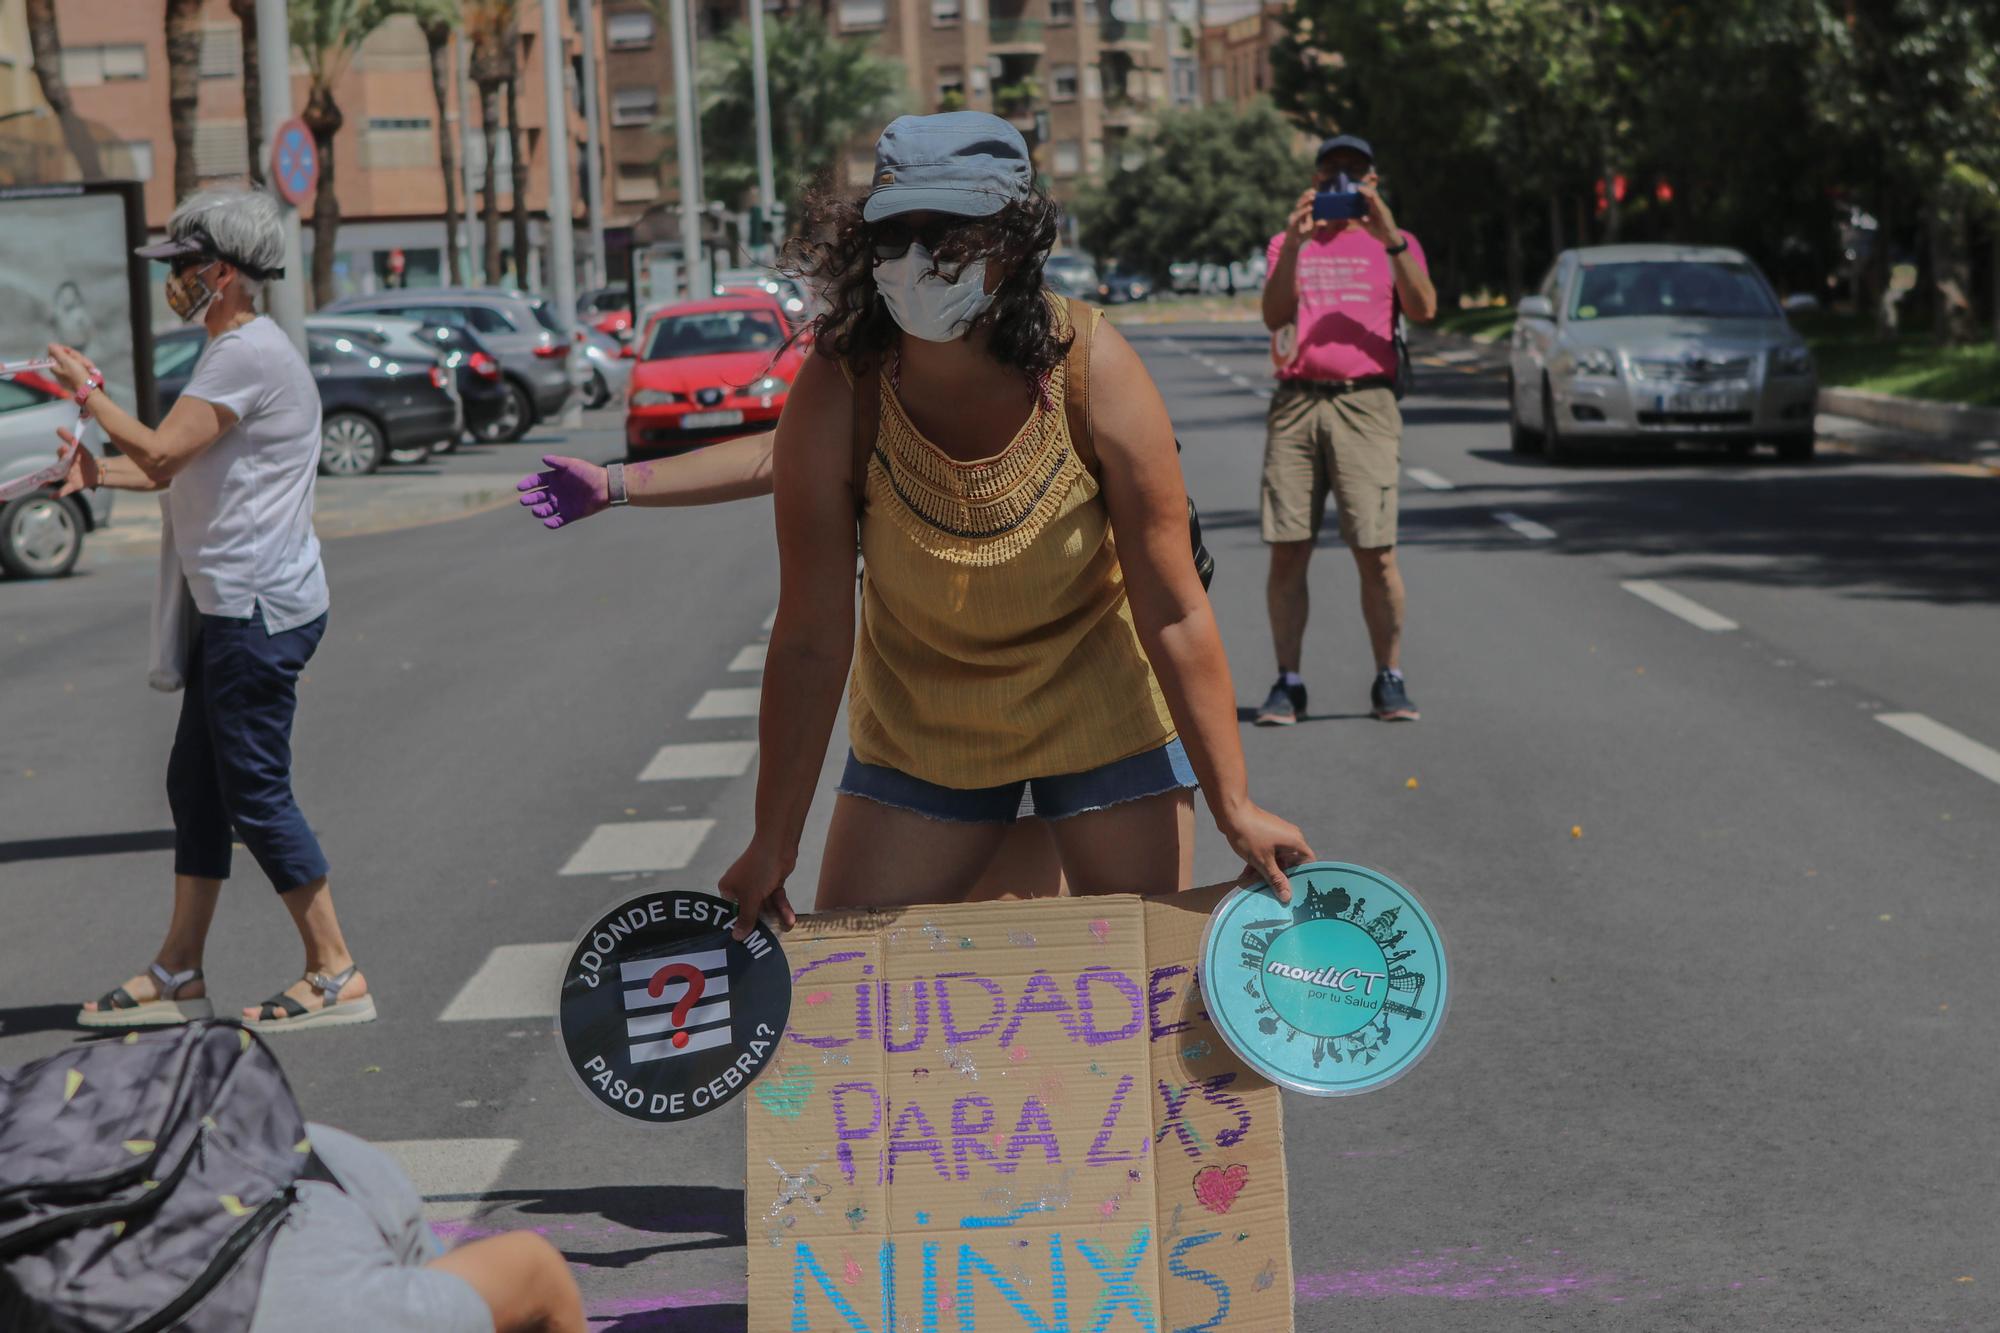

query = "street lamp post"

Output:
[[667, 0, 706, 300], [252, 0, 305, 350], [576, 0, 608, 291], [538, 0, 583, 427], [748, 0, 778, 261]]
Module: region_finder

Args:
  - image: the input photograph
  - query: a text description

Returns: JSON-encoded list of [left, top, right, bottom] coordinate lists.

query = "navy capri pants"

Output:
[[167, 610, 330, 892]]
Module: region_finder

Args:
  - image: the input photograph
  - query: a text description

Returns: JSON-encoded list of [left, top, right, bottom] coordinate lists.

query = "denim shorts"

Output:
[[838, 738, 1197, 824]]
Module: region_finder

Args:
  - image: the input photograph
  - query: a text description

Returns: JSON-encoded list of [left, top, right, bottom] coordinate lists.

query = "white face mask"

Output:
[[874, 242, 994, 342]]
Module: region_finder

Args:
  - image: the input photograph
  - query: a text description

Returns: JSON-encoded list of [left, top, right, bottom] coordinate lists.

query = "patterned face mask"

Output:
[[164, 262, 221, 323]]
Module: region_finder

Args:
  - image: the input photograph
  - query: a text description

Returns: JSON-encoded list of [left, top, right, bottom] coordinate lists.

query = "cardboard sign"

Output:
[[1201, 863, 1448, 1096], [746, 884, 1292, 1332]]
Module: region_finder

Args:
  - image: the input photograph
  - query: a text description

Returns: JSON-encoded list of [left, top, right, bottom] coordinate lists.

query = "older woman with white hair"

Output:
[[51, 185, 374, 1032]]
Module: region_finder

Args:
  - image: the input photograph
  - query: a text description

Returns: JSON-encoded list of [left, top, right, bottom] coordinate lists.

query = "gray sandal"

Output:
[[244, 964, 378, 1032], [77, 962, 214, 1029]]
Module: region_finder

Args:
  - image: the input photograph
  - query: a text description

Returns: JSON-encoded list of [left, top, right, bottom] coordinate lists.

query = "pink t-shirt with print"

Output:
[[1266, 224, 1428, 383]]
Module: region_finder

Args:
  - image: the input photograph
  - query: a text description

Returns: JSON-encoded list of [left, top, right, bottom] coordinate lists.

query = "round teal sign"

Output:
[[1200, 862, 1448, 1096]]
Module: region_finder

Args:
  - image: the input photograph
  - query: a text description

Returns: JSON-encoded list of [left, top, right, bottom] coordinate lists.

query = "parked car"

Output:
[[320, 287, 573, 442], [578, 285, 633, 344], [0, 373, 111, 578], [308, 313, 512, 450], [154, 328, 458, 477], [625, 295, 807, 457], [1046, 254, 1101, 301], [1507, 244, 1818, 462], [306, 315, 453, 464], [1097, 269, 1153, 304], [578, 325, 632, 410]]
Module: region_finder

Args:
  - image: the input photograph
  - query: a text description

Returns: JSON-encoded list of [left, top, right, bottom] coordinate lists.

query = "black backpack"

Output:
[[0, 1021, 319, 1333]]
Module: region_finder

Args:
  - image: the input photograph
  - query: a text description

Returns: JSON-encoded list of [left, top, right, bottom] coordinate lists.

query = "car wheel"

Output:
[[477, 381, 532, 444], [431, 430, 459, 456], [1540, 380, 1578, 465], [1507, 372, 1540, 453], [584, 370, 610, 410], [0, 491, 83, 579], [1775, 432, 1815, 463], [319, 412, 385, 477]]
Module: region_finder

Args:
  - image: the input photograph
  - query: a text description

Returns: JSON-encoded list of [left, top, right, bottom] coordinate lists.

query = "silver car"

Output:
[[1508, 245, 1818, 462], [0, 376, 111, 578]]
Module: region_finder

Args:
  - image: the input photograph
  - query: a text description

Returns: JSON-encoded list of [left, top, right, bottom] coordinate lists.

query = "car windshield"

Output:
[[645, 309, 786, 359], [1571, 262, 1778, 320]]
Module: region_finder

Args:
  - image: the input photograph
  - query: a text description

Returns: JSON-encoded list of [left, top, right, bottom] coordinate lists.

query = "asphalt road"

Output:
[[3, 322, 1997, 1331]]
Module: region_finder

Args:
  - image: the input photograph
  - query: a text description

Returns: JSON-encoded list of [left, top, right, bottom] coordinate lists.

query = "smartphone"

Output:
[[1312, 174, 1367, 222]]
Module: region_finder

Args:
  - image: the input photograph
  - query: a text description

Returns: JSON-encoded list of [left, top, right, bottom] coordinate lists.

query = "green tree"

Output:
[[1073, 100, 1308, 285], [662, 12, 903, 227]]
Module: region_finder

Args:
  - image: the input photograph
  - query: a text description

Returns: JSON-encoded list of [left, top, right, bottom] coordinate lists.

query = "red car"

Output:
[[625, 295, 807, 456]]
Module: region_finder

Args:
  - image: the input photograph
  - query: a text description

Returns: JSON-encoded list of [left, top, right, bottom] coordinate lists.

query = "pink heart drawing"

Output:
[[1192, 1163, 1250, 1215]]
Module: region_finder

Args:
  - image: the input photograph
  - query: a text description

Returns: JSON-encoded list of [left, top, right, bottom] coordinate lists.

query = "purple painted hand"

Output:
[[517, 454, 609, 530]]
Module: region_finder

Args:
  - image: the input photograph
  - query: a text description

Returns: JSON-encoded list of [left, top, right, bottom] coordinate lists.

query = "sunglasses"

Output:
[[869, 216, 974, 262], [168, 253, 218, 277]]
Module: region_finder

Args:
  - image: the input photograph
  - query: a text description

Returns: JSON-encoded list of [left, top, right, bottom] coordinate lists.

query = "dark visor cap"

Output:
[[1316, 134, 1374, 164]]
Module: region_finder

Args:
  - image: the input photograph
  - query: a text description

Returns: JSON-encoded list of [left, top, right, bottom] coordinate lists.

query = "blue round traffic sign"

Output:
[[1200, 862, 1448, 1096], [272, 118, 318, 207]]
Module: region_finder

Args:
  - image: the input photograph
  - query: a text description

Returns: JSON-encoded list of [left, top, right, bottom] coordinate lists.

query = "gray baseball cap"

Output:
[[863, 112, 1034, 223]]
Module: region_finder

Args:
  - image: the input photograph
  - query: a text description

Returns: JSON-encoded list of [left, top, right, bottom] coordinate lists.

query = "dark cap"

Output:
[[1316, 134, 1374, 164], [863, 112, 1034, 223], [135, 227, 284, 280]]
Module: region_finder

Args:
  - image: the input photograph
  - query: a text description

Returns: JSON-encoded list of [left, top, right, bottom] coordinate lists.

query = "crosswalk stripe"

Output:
[[688, 688, 760, 719], [439, 943, 568, 1021], [728, 643, 767, 672], [638, 741, 758, 782], [1405, 467, 1455, 491], [372, 1138, 520, 1222], [1620, 580, 1739, 632], [1493, 510, 1557, 541], [1876, 713, 2000, 786], [559, 820, 715, 875]]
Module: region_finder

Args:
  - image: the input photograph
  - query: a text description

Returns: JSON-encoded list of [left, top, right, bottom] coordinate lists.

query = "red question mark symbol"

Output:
[[647, 963, 707, 1048]]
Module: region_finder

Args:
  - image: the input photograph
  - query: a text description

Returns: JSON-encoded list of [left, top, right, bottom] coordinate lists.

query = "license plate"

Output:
[[1656, 390, 1744, 414], [681, 410, 744, 429]]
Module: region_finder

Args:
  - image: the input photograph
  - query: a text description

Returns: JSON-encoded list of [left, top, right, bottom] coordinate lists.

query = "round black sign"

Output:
[[557, 891, 790, 1124]]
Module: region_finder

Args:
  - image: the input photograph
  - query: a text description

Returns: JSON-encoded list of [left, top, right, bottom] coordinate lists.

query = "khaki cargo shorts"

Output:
[[1260, 382, 1402, 548]]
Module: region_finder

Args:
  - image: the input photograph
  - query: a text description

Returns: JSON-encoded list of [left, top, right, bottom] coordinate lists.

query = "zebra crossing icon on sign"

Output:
[[621, 948, 731, 1064]]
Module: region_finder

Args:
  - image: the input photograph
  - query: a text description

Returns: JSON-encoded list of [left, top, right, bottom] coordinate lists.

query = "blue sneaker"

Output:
[[1371, 670, 1419, 721], [1255, 677, 1307, 726]]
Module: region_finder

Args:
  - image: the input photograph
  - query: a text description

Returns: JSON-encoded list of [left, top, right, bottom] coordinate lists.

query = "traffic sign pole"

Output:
[[254, 0, 306, 351]]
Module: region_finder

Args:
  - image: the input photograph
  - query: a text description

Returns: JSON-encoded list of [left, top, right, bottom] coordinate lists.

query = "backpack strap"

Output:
[[1062, 296, 1100, 477], [845, 356, 881, 521]]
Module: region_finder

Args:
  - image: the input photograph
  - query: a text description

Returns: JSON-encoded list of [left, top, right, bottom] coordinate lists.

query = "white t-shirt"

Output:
[[169, 317, 329, 634]]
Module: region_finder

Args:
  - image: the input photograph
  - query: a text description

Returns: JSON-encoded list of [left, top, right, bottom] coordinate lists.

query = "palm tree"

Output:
[[231, 0, 263, 186], [678, 12, 903, 229], [420, 13, 465, 284], [166, 0, 204, 201], [23, 0, 104, 179], [464, 0, 518, 283]]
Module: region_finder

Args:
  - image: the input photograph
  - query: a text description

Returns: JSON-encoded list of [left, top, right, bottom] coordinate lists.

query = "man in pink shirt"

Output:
[[1255, 134, 1437, 725]]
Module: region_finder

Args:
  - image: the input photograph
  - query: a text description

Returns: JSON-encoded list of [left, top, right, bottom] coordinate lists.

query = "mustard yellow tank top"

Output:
[[848, 305, 1176, 788]]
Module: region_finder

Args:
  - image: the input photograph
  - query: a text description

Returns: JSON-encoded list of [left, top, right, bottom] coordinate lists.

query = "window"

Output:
[[114, 140, 154, 183], [361, 119, 434, 170], [199, 25, 241, 79], [605, 11, 656, 48], [1052, 64, 1077, 100], [611, 87, 658, 127], [1049, 0, 1074, 21], [60, 44, 146, 86], [839, 0, 887, 28], [194, 121, 249, 178], [936, 65, 964, 98], [615, 162, 660, 202], [1171, 56, 1197, 105], [367, 117, 433, 132], [932, 0, 961, 24], [1053, 140, 1081, 175], [1083, 64, 1102, 99], [645, 308, 786, 360]]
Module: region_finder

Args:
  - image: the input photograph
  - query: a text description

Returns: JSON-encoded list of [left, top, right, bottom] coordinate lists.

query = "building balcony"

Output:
[[988, 16, 1046, 47], [1098, 16, 1153, 45]]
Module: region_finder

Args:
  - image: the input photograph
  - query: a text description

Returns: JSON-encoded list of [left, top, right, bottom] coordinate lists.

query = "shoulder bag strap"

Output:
[[1062, 297, 1100, 477]]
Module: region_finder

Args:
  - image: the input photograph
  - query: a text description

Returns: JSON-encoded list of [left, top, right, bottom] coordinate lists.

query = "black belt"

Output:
[[1283, 376, 1392, 396]]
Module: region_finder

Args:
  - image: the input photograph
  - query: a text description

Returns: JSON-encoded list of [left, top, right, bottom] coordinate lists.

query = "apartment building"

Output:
[[10, 0, 596, 300], [1198, 0, 1285, 110]]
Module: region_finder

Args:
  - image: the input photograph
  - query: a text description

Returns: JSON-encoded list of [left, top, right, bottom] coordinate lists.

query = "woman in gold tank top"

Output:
[[719, 112, 1312, 941]]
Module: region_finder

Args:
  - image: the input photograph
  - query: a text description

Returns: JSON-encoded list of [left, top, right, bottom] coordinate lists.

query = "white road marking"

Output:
[[638, 740, 759, 782], [1619, 580, 1739, 632], [559, 820, 715, 875], [1253, 387, 1273, 400], [1493, 511, 1557, 541], [372, 1138, 520, 1222], [761, 608, 776, 631], [688, 687, 760, 719], [439, 943, 569, 1021], [1405, 467, 1455, 491], [1227, 374, 1254, 389], [1876, 713, 2000, 786], [728, 643, 767, 672]]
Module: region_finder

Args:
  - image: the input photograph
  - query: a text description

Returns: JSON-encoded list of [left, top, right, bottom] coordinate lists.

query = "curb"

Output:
[[1816, 387, 2000, 446]]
